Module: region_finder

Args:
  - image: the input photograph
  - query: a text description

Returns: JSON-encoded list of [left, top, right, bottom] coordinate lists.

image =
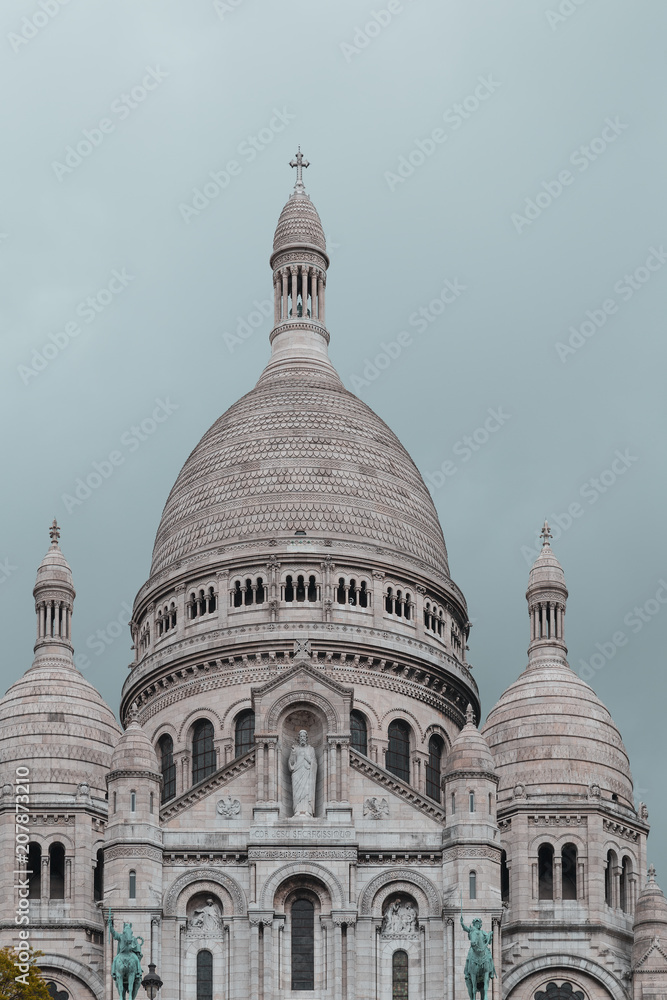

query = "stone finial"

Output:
[[290, 147, 309, 191], [294, 638, 311, 662], [540, 520, 552, 546], [127, 703, 140, 725], [466, 703, 475, 726], [648, 864, 657, 883], [49, 518, 60, 544]]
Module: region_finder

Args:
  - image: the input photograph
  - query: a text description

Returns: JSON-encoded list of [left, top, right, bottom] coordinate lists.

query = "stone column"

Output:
[[332, 919, 343, 1000], [263, 919, 273, 1000], [217, 568, 229, 628], [273, 275, 280, 324], [281, 269, 288, 320], [289, 266, 298, 317], [373, 572, 385, 628], [249, 920, 260, 1000], [340, 740, 350, 801], [554, 855, 562, 900], [328, 737, 338, 802]]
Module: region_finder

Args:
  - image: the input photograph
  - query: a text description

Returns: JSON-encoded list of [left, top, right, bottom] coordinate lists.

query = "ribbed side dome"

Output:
[[0, 656, 121, 798], [150, 364, 450, 581], [482, 661, 633, 806], [272, 191, 326, 256], [110, 719, 160, 775], [445, 709, 496, 777]]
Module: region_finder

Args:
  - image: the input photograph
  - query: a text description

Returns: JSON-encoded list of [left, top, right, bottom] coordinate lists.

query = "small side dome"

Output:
[[272, 191, 327, 257], [34, 523, 75, 594], [444, 705, 496, 779], [526, 521, 567, 595], [110, 716, 160, 776], [634, 865, 667, 935]]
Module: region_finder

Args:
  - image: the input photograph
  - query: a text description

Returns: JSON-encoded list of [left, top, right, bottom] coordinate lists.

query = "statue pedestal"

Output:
[[253, 804, 280, 822], [326, 804, 353, 823]]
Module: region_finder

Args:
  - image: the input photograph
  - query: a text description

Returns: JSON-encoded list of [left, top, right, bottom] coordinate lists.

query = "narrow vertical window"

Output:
[[94, 848, 104, 902], [129, 870, 136, 899], [562, 843, 578, 900], [426, 735, 443, 802], [192, 720, 216, 784], [386, 720, 411, 783], [538, 844, 554, 900], [469, 791, 475, 813], [158, 733, 176, 802], [130, 790, 136, 812], [392, 949, 408, 1000], [28, 843, 41, 899], [149, 793, 154, 814], [235, 710, 255, 757], [451, 792, 456, 814], [197, 950, 213, 1000], [350, 710, 368, 756], [620, 856, 631, 912], [501, 850, 510, 903], [291, 898, 315, 990], [469, 870, 477, 899], [113, 792, 117, 813], [49, 843, 65, 900]]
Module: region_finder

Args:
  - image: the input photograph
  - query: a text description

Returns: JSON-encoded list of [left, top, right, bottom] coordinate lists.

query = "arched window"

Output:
[[426, 735, 443, 802], [469, 791, 475, 813], [534, 985, 585, 1000], [562, 843, 578, 900], [235, 710, 255, 757], [469, 870, 477, 899], [256, 578, 265, 603], [295, 575, 306, 602], [350, 710, 368, 756], [291, 898, 315, 990], [28, 843, 41, 899], [192, 719, 216, 784], [501, 850, 510, 903], [129, 870, 136, 899], [337, 578, 346, 604], [450, 792, 456, 814], [197, 950, 213, 1000], [94, 848, 104, 902], [386, 720, 411, 783], [207, 587, 217, 613], [130, 790, 136, 812], [285, 576, 294, 602], [158, 734, 176, 802], [359, 580, 368, 607], [386, 588, 394, 614], [233, 581, 243, 607], [605, 849, 617, 907], [538, 844, 554, 900], [620, 856, 632, 912], [392, 950, 408, 1000], [49, 843, 65, 899], [46, 983, 70, 1000], [307, 575, 317, 602]]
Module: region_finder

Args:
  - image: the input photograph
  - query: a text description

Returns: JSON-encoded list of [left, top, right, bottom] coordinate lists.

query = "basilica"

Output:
[[1, 156, 666, 1000]]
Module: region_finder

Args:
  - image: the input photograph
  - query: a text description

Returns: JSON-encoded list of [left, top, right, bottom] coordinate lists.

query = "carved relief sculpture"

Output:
[[289, 729, 317, 817]]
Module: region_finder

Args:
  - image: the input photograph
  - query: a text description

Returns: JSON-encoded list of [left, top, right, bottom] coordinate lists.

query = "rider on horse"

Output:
[[460, 913, 496, 1000], [109, 912, 144, 1000]]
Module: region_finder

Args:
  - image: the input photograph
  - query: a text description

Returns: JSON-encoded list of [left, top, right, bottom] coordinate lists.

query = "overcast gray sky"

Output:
[[2, 0, 666, 875]]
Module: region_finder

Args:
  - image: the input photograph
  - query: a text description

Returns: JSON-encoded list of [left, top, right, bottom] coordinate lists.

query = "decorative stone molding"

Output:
[[529, 814, 587, 827], [501, 955, 628, 1000], [603, 818, 640, 842], [358, 853, 440, 865], [443, 846, 499, 861], [260, 862, 345, 910], [164, 868, 246, 916], [164, 852, 246, 865], [358, 869, 441, 917], [249, 848, 356, 861], [105, 845, 162, 862], [216, 796, 241, 818], [350, 750, 445, 824], [160, 748, 255, 822], [37, 955, 105, 1000]]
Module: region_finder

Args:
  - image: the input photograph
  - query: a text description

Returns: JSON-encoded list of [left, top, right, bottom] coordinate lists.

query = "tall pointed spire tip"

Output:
[[540, 520, 552, 547], [290, 147, 309, 193], [49, 518, 60, 544]]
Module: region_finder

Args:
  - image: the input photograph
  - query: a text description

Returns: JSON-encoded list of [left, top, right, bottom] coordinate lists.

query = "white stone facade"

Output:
[[1, 167, 665, 1000]]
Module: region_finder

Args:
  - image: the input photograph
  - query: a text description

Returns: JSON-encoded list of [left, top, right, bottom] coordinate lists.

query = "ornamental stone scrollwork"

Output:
[[358, 869, 441, 918], [164, 869, 246, 916], [216, 795, 241, 818], [260, 862, 345, 910], [105, 845, 162, 863], [363, 796, 389, 819], [381, 898, 419, 939]]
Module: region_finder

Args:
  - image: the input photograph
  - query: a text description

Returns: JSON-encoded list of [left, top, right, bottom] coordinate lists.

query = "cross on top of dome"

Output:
[[540, 520, 552, 546], [649, 864, 657, 882], [49, 518, 60, 544], [290, 147, 309, 192]]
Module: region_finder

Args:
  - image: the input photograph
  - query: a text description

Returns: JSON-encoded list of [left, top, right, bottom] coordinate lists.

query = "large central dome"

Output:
[[150, 360, 450, 580]]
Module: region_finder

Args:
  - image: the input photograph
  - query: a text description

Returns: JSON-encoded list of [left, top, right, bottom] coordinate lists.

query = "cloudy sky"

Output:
[[2, 1, 666, 874]]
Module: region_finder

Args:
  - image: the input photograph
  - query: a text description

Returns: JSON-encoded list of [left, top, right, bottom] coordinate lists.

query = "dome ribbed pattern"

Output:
[[272, 192, 326, 255], [482, 662, 633, 805], [445, 718, 496, 777], [0, 658, 121, 797], [150, 366, 449, 579], [111, 719, 160, 774]]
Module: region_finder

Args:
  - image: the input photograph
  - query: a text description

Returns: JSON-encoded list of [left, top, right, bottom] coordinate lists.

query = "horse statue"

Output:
[[109, 911, 144, 1000], [460, 908, 496, 1000]]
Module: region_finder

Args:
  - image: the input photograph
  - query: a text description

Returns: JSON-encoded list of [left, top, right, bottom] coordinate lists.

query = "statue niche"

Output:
[[381, 896, 419, 938], [282, 708, 323, 817], [186, 893, 223, 937]]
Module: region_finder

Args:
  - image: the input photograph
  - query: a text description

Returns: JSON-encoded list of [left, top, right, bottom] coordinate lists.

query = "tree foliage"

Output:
[[0, 947, 52, 1000]]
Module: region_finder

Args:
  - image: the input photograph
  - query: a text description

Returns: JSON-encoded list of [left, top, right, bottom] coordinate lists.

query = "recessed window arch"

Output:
[[49, 843, 65, 899], [562, 843, 578, 900], [291, 897, 315, 990], [538, 843, 554, 900], [28, 843, 41, 898], [386, 719, 411, 783], [350, 710, 368, 756], [235, 709, 255, 757], [469, 870, 477, 899], [620, 855, 632, 912], [192, 719, 216, 784], [94, 847, 104, 902], [129, 870, 136, 899], [196, 949, 213, 1000], [605, 849, 617, 907], [392, 949, 408, 1000], [534, 985, 585, 1000], [426, 734, 444, 802], [158, 733, 176, 802]]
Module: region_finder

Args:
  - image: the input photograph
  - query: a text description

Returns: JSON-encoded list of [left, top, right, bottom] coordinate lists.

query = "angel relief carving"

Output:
[[381, 898, 419, 938]]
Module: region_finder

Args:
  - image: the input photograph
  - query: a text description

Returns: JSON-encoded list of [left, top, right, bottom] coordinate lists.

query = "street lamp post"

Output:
[[141, 963, 163, 1000]]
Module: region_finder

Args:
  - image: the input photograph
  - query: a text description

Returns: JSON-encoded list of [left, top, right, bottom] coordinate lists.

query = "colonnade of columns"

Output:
[[529, 600, 565, 641], [36, 599, 72, 641], [273, 264, 326, 324]]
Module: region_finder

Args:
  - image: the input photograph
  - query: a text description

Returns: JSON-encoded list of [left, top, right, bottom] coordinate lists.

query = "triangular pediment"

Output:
[[251, 657, 353, 701], [634, 937, 667, 970], [251, 655, 353, 734]]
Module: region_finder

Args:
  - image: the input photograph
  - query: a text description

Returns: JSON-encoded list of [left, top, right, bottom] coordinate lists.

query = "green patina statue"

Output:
[[108, 910, 144, 1000], [460, 903, 496, 1000]]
